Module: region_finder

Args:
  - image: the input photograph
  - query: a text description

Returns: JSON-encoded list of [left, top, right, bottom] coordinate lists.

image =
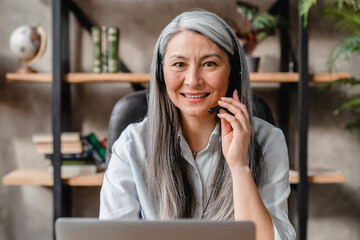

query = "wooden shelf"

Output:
[[6, 72, 351, 84], [6, 73, 150, 83], [289, 169, 345, 184], [2, 168, 345, 186], [2, 168, 104, 187]]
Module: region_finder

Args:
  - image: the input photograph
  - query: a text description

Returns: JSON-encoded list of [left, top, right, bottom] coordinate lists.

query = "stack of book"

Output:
[[91, 26, 119, 73], [32, 132, 83, 154], [82, 133, 107, 171], [32, 132, 107, 175]]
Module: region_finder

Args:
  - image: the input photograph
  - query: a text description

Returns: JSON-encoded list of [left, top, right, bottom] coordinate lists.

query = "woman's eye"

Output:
[[204, 62, 217, 67], [174, 62, 186, 68]]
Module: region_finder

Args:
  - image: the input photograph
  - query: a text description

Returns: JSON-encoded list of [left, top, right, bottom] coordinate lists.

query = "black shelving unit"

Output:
[[297, 13, 309, 240], [50, 0, 310, 239], [51, 1, 72, 238]]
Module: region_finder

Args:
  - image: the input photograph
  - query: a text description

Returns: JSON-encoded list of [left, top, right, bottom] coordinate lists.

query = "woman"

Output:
[[100, 9, 295, 240]]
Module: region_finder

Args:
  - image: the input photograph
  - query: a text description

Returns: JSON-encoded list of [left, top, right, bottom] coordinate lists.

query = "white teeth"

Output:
[[184, 94, 207, 99]]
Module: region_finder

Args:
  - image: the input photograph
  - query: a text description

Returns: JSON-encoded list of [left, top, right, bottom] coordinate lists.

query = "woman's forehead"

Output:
[[164, 30, 227, 58]]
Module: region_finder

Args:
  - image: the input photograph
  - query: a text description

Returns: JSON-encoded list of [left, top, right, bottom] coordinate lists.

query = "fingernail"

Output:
[[234, 89, 238, 96]]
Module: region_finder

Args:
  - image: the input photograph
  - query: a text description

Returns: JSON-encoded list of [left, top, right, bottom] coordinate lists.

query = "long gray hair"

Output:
[[145, 9, 263, 220]]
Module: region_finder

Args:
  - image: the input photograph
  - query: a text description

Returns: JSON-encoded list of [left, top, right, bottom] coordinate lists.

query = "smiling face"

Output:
[[163, 30, 231, 120]]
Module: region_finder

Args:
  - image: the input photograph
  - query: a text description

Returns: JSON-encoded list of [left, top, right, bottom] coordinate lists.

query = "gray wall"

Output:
[[1, 0, 359, 239]]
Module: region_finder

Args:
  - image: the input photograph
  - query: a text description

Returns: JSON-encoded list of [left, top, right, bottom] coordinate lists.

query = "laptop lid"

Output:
[[55, 218, 255, 240]]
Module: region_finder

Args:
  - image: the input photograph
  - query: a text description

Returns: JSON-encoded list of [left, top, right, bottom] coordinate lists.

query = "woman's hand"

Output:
[[217, 89, 251, 170], [218, 90, 275, 240]]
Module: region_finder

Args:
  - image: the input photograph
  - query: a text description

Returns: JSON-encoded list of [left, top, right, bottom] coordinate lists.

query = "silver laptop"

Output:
[[55, 218, 255, 240]]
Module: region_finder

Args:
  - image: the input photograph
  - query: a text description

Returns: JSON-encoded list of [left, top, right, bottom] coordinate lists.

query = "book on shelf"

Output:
[[34, 141, 83, 154], [32, 132, 83, 154], [46, 148, 98, 175], [54, 160, 95, 165], [100, 138, 107, 149], [91, 25, 119, 73], [101, 26, 109, 73], [91, 26, 102, 73], [32, 132, 106, 172], [45, 152, 92, 161], [32, 132, 81, 143], [48, 164, 97, 176], [82, 133, 106, 171], [107, 27, 119, 73]]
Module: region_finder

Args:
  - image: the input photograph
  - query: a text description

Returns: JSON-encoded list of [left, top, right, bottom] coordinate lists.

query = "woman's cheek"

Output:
[[164, 71, 183, 90]]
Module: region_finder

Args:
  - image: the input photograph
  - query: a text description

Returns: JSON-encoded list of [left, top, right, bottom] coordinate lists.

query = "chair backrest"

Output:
[[106, 90, 275, 167], [106, 90, 149, 165]]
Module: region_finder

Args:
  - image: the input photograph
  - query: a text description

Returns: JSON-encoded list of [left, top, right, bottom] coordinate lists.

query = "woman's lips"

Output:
[[182, 93, 209, 99], [181, 93, 210, 103]]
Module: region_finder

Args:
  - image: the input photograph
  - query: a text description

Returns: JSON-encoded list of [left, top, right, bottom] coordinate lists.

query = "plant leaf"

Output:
[[345, 118, 360, 132], [252, 12, 278, 31], [336, 95, 360, 113], [236, 1, 259, 20], [256, 31, 268, 40], [316, 77, 359, 110], [299, 0, 318, 27], [355, 106, 360, 113], [323, 4, 360, 33], [318, 77, 359, 96], [328, 34, 360, 72]]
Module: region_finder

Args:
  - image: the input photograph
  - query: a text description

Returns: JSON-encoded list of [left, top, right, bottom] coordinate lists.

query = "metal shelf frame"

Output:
[[52, 0, 72, 237], [297, 12, 309, 240]]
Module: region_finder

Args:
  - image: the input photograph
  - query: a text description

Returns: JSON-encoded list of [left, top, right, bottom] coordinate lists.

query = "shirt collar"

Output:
[[177, 120, 221, 165], [177, 120, 221, 140]]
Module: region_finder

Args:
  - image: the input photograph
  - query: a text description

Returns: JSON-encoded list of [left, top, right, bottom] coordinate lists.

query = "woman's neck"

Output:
[[181, 114, 218, 156]]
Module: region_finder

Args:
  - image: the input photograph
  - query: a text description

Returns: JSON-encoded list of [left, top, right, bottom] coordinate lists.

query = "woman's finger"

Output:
[[219, 109, 232, 136], [233, 89, 240, 101], [235, 112, 251, 132], [217, 110, 242, 133], [218, 98, 250, 123]]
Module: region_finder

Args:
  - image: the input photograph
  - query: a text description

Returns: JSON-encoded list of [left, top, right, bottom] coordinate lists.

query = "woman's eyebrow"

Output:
[[169, 54, 187, 59], [200, 53, 223, 60], [168, 53, 223, 60]]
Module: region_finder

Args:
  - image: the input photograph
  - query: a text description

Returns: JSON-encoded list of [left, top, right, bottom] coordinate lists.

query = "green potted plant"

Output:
[[300, 0, 360, 131], [234, 1, 280, 72]]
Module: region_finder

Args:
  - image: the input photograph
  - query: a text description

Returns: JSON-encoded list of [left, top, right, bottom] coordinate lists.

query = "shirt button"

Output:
[[195, 173, 199, 179]]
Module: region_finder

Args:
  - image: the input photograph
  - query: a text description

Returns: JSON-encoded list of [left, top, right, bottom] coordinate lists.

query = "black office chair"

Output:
[[106, 90, 275, 167], [106, 90, 149, 165]]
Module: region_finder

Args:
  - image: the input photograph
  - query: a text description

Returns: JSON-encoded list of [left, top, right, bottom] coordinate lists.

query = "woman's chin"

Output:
[[180, 108, 214, 119]]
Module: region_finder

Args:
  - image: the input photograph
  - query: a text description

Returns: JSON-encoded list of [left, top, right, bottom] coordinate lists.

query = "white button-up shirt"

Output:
[[100, 117, 296, 240]]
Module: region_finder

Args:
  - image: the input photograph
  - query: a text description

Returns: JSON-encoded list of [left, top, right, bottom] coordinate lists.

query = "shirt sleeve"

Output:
[[258, 129, 296, 240], [99, 131, 141, 220]]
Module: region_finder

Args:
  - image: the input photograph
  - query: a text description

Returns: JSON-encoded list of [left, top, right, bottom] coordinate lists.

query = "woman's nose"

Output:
[[184, 66, 203, 87]]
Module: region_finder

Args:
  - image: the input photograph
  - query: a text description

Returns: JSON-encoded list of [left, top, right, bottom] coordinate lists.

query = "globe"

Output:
[[9, 25, 46, 73]]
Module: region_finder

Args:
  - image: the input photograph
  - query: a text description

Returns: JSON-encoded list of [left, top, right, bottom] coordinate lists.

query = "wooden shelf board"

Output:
[[6, 73, 150, 83], [6, 73, 52, 83], [2, 168, 345, 186], [6, 72, 351, 84], [249, 72, 298, 82], [2, 168, 104, 187], [310, 72, 351, 82], [3, 169, 53, 186], [65, 73, 150, 83], [289, 169, 345, 184]]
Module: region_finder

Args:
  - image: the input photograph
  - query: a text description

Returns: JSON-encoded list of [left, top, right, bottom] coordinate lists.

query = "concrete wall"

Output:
[[0, 0, 359, 239]]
